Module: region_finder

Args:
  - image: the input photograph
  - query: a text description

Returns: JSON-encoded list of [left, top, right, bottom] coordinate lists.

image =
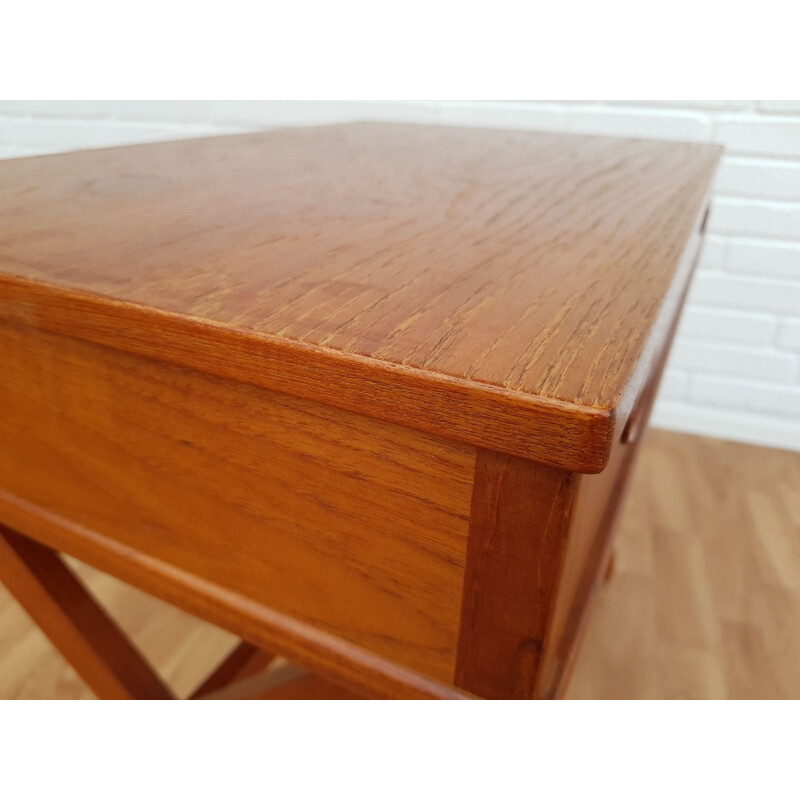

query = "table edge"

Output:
[[0, 272, 615, 473]]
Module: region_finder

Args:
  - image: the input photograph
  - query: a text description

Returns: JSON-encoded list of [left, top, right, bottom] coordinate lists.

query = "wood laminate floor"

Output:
[[1, 430, 799, 700]]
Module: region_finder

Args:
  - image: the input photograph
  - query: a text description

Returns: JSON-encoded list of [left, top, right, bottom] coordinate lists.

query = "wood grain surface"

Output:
[[540, 229, 700, 697], [5, 431, 796, 700], [455, 452, 577, 699], [0, 319, 475, 685], [0, 525, 173, 699], [568, 431, 800, 699], [0, 123, 721, 472], [189, 641, 276, 699]]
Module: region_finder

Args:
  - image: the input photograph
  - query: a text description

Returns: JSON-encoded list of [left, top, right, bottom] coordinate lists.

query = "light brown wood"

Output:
[[0, 505, 472, 699], [3, 431, 796, 700], [538, 224, 703, 698], [545, 436, 638, 698], [567, 430, 800, 699], [256, 672, 365, 700], [0, 124, 721, 472], [0, 525, 172, 699], [454, 216, 697, 700], [0, 123, 721, 699], [0, 551, 237, 699], [196, 661, 307, 700], [190, 641, 275, 699], [194, 659, 367, 700], [455, 452, 577, 699], [0, 319, 474, 689], [0, 275, 610, 474], [603, 551, 616, 583]]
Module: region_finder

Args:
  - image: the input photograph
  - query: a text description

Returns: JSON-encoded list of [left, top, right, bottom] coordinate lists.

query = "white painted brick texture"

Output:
[[779, 319, 800, 351], [689, 273, 800, 316], [677, 307, 777, 346], [1, 100, 799, 452]]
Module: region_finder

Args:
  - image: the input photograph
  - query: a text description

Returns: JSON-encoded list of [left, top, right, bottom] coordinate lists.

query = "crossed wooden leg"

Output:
[[604, 550, 616, 583], [0, 524, 360, 700]]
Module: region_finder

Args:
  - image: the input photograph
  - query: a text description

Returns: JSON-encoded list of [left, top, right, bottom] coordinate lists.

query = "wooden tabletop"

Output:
[[0, 123, 720, 472]]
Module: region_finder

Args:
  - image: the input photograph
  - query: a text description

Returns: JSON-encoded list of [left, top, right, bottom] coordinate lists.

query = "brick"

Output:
[[0, 100, 441, 127], [688, 272, 800, 315], [757, 101, 800, 114], [567, 105, 712, 142], [0, 118, 234, 153], [697, 236, 727, 271], [437, 102, 567, 132], [204, 101, 440, 128], [713, 156, 800, 201], [715, 116, 800, 157], [668, 339, 798, 383], [652, 399, 800, 453], [659, 368, 690, 400], [689, 375, 800, 417], [0, 100, 117, 118], [157, 100, 439, 128], [707, 197, 800, 241], [0, 146, 34, 160], [726, 238, 800, 280], [616, 100, 753, 112], [778, 319, 800, 351], [678, 306, 777, 345], [44, 100, 253, 124]]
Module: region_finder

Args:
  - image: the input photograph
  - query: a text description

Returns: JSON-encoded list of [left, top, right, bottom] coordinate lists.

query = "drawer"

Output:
[[0, 320, 475, 682]]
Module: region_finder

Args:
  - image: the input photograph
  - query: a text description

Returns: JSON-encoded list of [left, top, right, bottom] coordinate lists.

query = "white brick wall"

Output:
[[1, 100, 799, 452]]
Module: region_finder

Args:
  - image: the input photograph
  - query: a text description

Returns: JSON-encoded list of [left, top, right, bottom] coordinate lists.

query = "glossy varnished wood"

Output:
[[190, 641, 275, 699], [0, 124, 721, 472], [5, 432, 795, 700], [256, 672, 365, 700], [0, 526, 172, 699], [0, 319, 475, 687], [0, 504, 472, 699], [539, 227, 701, 697], [0, 124, 721, 699], [455, 452, 577, 699]]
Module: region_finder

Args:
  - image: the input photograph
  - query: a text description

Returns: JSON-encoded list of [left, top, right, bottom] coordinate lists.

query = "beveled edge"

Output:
[[0, 272, 614, 473]]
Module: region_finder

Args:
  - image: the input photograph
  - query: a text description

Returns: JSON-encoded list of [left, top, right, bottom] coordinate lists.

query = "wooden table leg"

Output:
[[455, 452, 577, 700], [190, 641, 276, 699], [604, 550, 616, 583], [0, 524, 173, 699]]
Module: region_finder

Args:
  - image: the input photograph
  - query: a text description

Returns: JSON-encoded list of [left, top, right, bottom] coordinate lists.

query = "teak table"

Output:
[[0, 123, 721, 699]]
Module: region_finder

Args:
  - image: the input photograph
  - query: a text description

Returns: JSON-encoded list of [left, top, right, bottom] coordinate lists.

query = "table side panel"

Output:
[[539, 436, 635, 697], [0, 320, 476, 682], [536, 223, 707, 698]]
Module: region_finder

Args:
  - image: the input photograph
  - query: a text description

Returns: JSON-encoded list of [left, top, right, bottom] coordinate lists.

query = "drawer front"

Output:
[[0, 321, 475, 682]]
